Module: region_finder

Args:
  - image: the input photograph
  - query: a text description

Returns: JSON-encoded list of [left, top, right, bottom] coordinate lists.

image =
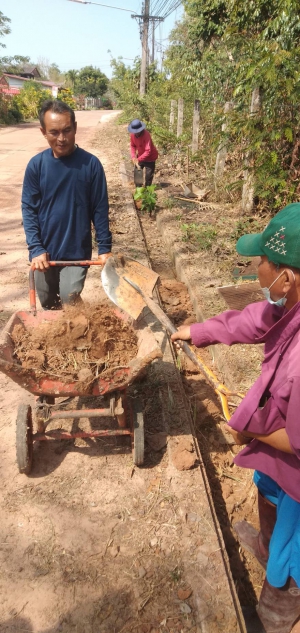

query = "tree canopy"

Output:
[[74, 66, 108, 98]]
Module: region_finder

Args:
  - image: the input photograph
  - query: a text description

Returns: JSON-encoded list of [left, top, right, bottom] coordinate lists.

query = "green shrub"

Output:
[[12, 82, 51, 120], [134, 185, 157, 213], [57, 87, 76, 110]]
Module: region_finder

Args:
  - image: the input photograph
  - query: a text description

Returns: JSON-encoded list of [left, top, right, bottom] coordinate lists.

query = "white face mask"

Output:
[[261, 269, 295, 306]]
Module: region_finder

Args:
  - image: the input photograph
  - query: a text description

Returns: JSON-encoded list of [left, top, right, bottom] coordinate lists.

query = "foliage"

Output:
[[180, 222, 217, 250], [74, 66, 108, 98], [57, 87, 76, 109], [0, 10, 11, 47], [133, 185, 157, 213], [0, 92, 21, 124], [12, 82, 51, 120], [0, 55, 31, 74], [64, 69, 78, 89], [230, 217, 262, 241], [159, 0, 300, 208]]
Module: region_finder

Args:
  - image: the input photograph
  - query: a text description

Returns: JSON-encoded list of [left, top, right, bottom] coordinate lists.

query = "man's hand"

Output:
[[133, 158, 139, 167], [171, 325, 192, 346], [98, 252, 113, 266], [31, 253, 50, 271], [224, 424, 252, 445]]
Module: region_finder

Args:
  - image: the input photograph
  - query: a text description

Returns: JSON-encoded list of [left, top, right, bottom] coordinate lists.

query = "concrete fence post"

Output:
[[214, 101, 233, 181], [177, 98, 184, 137], [192, 99, 200, 154], [169, 99, 177, 131], [242, 87, 262, 213]]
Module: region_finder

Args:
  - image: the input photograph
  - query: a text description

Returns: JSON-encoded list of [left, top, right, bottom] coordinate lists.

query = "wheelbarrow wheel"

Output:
[[132, 397, 144, 466], [16, 404, 33, 474]]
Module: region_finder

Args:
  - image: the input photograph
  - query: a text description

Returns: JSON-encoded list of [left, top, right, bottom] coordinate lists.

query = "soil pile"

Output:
[[11, 302, 138, 384]]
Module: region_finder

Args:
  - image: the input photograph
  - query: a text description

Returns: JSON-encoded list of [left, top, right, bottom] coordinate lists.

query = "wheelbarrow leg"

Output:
[[35, 395, 55, 432], [115, 395, 126, 428]]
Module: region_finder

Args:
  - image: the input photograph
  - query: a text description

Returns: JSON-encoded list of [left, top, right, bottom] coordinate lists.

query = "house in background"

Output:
[[0, 73, 60, 97], [19, 65, 41, 80]]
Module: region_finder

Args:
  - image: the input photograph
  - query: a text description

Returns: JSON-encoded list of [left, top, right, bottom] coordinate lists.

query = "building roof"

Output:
[[1, 74, 61, 88], [20, 64, 41, 77]]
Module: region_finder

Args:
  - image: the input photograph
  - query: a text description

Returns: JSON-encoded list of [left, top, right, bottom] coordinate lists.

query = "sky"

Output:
[[0, 0, 183, 77]]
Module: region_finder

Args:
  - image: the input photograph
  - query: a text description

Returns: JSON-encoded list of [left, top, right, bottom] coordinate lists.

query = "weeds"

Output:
[[230, 217, 262, 241], [180, 222, 217, 250], [164, 197, 176, 209]]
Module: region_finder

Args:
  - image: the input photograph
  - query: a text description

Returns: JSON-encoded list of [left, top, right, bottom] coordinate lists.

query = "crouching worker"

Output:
[[171, 203, 300, 633], [128, 119, 158, 186]]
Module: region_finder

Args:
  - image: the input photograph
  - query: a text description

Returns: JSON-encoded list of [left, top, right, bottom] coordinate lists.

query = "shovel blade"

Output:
[[101, 254, 158, 320], [134, 166, 144, 187]]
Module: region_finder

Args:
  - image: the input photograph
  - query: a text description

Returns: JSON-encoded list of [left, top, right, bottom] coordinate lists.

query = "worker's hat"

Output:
[[237, 203, 300, 269], [128, 119, 146, 134]]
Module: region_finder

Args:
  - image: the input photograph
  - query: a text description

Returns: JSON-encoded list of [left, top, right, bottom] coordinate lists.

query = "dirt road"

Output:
[[0, 112, 244, 633]]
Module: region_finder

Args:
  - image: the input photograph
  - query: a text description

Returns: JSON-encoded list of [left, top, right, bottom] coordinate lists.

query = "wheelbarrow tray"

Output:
[[0, 309, 162, 397]]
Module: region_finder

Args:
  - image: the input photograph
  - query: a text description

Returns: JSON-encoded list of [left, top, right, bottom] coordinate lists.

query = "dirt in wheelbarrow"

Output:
[[11, 301, 138, 389]]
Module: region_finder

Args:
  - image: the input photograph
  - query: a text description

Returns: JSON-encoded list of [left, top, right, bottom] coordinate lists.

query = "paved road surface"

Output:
[[0, 110, 120, 313]]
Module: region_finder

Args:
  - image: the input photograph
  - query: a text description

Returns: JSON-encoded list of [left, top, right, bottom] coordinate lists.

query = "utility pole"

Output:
[[132, 4, 164, 95], [140, 0, 149, 96], [151, 20, 155, 64]]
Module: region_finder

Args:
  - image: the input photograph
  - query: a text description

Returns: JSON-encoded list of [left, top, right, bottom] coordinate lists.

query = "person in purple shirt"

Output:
[[171, 203, 300, 633]]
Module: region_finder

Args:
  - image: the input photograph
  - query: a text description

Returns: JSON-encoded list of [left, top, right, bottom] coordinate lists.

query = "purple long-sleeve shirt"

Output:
[[190, 301, 300, 502]]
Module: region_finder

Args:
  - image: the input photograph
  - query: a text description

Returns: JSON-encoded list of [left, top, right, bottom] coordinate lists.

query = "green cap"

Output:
[[236, 203, 300, 268]]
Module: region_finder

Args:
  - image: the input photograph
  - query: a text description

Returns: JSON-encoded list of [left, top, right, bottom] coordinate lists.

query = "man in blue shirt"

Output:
[[22, 99, 112, 309]]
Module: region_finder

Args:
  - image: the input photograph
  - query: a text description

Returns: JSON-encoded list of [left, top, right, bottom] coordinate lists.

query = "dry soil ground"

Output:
[[0, 112, 244, 633], [1, 111, 299, 633]]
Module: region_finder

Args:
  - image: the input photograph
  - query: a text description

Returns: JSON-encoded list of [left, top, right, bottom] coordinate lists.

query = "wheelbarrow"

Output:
[[0, 261, 162, 474]]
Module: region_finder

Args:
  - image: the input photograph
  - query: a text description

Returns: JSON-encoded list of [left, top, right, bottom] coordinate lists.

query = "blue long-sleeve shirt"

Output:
[[21, 147, 112, 260]]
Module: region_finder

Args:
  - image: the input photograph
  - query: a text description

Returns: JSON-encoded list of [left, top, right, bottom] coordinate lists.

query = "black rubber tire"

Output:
[[132, 397, 144, 466], [16, 404, 33, 474]]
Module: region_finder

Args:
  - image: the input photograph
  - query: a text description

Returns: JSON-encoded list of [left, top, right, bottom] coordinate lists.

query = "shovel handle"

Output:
[[125, 281, 242, 421]]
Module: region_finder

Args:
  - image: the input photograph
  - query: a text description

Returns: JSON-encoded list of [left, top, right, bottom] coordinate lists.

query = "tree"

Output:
[[64, 69, 78, 90], [0, 11, 11, 47], [48, 63, 63, 83], [0, 55, 31, 74], [75, 66, 108, 98]]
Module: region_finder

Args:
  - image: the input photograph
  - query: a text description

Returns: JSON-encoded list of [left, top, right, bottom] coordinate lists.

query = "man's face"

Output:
[[40, 111, 77, 158]]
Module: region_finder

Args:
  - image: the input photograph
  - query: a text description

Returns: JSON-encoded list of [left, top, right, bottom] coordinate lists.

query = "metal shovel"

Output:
[[101, 256, 243, 421]]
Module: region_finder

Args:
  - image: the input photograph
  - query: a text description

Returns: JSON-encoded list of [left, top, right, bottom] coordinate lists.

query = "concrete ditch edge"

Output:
[[119, 161, 247, 633]]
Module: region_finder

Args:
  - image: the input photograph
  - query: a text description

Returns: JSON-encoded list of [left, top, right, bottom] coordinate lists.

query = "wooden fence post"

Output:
[[214, 101, 233, 181], [169, 99, 177, 132], [191, 99, 200, 154], [242, 87, 261, 213], [177, 98, 184, 137]]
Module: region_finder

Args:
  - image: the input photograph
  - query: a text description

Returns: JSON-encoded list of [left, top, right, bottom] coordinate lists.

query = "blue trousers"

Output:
[[254, 471, 300, 588], [34, 266, 88, 310]]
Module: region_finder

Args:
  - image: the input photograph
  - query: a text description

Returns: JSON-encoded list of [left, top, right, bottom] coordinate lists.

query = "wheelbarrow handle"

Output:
[[29, 260, 103, 314]]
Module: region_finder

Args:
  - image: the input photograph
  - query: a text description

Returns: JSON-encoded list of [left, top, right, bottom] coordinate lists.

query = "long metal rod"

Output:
[[34, 429, 131, 440], [48, 408, 113, 420]]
